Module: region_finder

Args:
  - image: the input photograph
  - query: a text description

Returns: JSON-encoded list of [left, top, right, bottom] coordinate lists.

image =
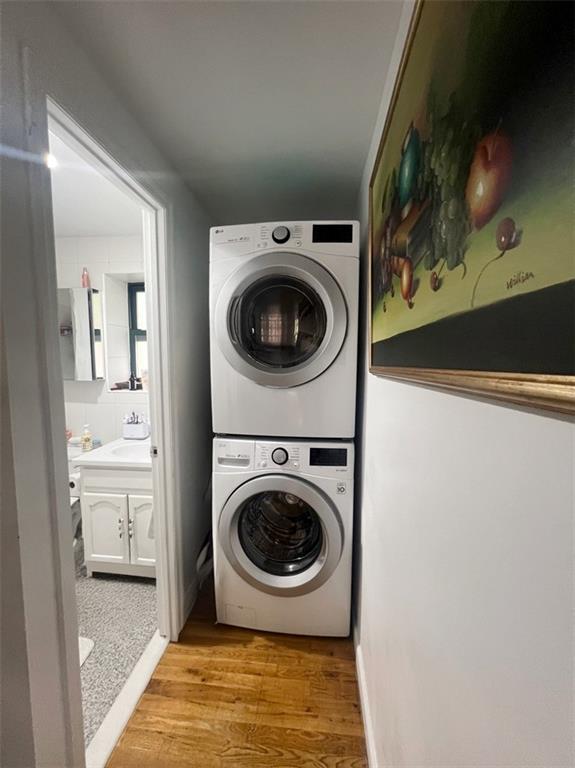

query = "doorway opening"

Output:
[[47, 100, 171, 767]]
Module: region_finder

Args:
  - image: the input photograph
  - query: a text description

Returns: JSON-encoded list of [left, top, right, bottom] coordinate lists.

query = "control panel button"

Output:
[[271, 447, 289, 465], [272, 226, 290, 244]]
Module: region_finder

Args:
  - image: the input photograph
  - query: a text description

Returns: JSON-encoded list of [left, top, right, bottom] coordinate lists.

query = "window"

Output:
[[128, 282, 147, 378]]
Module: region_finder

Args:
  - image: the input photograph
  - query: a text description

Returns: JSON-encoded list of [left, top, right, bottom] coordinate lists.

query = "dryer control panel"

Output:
[[210, 221, 359, 260]]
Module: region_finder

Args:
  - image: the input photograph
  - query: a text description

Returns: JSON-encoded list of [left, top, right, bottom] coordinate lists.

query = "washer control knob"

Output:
[[272, 447, 289, 465], [272, 226, 290, 244]]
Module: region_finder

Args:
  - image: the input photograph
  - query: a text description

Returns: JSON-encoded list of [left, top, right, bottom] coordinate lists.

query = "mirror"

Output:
[[58, 287, 103, 381]]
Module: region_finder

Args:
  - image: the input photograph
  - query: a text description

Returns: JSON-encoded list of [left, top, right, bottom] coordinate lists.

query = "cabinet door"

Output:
[[128, 494, 156, 567], [82, 492, 129, 564]]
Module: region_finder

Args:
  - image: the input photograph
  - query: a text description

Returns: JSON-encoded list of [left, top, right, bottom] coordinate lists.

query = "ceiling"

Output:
[[48, 131, 143, 237], [55, 1, 403, 224]]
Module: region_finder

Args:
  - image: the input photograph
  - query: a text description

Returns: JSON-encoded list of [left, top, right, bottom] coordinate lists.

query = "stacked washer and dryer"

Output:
[[209, 221, 359, 636]]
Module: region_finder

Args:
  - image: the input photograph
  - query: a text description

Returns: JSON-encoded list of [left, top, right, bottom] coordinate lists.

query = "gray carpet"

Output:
[[75, 537, 157, 745]]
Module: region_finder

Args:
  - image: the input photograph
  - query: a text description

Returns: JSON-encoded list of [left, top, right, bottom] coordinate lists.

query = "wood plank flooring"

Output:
[[107, 582, 367, 767]]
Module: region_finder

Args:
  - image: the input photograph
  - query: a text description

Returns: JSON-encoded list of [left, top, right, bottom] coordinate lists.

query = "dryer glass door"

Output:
[[219, 475, 343, 596], [232, 276, 326, 370], [215, 252, 347, 388]]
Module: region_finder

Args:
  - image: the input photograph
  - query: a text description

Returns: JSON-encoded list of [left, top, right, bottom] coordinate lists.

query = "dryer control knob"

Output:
[[272, 226, 290, 244], [272, 447, 289, 465]]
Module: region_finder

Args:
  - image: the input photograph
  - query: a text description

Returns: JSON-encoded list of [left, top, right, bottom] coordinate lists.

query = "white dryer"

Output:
[[210, 221, 359, 438], [212, 437, 354, 636]]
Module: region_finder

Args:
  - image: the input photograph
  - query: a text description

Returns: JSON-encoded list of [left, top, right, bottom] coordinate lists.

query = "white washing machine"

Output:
[[210, 221, 359, 438], [212, 437, 354, 636]]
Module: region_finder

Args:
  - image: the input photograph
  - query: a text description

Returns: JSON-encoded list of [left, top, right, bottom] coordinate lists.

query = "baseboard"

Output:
[[355, 643, 379, 768], [85, 629, 168, 768]]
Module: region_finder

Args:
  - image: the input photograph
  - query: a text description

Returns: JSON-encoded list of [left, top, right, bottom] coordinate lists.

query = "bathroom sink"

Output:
[[111, 442, 150, 460], [72, 438, 152, 469]]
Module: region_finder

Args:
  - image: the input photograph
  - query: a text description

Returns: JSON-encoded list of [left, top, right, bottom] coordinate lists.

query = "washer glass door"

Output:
[[219, 475, 343, 596], [238, 490, 323, 576]]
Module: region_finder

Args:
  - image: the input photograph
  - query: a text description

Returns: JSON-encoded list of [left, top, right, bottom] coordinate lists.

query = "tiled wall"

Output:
[[55, 235, 143, 291], [56, 235, 149, 444], [64, 381, 148, 444]]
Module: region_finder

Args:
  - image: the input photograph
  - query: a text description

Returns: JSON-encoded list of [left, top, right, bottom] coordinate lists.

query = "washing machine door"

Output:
[[219, 475, 343, 596], [215, 252, 347, 387]]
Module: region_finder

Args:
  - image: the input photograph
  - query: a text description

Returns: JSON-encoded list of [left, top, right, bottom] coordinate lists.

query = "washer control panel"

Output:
[[256, 443, 301, 471], [214, 439, 354, 478]]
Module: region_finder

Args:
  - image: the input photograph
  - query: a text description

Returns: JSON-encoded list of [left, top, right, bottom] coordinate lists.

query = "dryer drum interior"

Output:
[[231, 276, 327, 369], [238, 491, 323, 576]]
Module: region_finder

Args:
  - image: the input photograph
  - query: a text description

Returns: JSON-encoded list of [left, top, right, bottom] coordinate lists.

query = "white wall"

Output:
[[354, 4, 575, 767], [55, 235, 149, 443], [1, 3, 213, 764]]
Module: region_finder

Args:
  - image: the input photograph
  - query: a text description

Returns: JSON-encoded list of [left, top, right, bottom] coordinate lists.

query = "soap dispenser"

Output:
[[81, 424, 93, 452]]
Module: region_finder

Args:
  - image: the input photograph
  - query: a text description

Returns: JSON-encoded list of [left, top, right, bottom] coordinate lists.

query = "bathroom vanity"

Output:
[[73, 439, 155, 578]]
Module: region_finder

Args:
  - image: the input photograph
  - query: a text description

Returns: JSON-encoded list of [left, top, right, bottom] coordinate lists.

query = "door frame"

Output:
[[47, 98, 176, 641], [3, 44, 180, 768]]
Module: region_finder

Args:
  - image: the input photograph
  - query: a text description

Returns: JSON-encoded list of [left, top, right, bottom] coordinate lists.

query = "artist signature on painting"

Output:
[[506, 271, 535, 290]]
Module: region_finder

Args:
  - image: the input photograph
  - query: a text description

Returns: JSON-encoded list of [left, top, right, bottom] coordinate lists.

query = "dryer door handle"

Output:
[[228, 296, 240, 344]]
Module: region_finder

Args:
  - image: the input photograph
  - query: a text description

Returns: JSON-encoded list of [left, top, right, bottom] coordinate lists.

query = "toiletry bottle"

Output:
[[129, 371, 136, 391], [81, 424, 93, 452], [81, 267, 91, 288]]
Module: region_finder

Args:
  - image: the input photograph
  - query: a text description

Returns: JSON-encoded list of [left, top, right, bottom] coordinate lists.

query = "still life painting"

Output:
[[369, 0, 574, 413]]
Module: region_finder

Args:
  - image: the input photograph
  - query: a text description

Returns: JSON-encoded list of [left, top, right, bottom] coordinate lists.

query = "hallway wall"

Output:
[[2, 2, 213, 764], [354, 3, 574, 766]]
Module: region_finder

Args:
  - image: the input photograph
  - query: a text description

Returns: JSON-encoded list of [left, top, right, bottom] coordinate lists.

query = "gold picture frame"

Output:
[[368, 0, 575, 415]]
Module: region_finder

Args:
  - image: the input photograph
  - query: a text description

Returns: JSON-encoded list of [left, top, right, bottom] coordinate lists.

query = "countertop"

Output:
[[71, 438, 152, 470]]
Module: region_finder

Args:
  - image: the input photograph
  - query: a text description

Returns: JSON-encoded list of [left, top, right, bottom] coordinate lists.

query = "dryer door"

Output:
[[218, 475, 343, 596], [215, 252, 347, 387]]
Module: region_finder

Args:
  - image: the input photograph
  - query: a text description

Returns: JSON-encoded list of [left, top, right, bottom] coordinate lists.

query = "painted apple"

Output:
[[465, 131, 512, 230], [400, 260, 414, 307]]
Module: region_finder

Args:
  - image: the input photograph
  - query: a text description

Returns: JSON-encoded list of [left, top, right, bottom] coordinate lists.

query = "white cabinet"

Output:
[[128, 494, 155, 568], [81, 470, 155, 577], [83, 492, 130, 567]]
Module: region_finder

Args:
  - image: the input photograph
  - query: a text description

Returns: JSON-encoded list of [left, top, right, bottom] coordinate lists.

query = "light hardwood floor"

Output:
[[107, 582, 367, 767]]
